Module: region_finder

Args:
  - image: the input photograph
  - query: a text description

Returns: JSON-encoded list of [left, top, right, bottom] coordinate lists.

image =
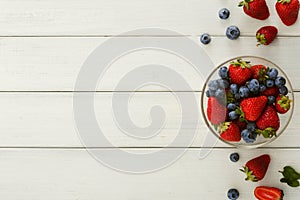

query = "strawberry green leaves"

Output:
[[279, 166, 300, 187]]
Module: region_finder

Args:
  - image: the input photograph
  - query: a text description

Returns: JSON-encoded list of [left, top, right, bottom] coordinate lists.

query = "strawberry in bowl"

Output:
[[201, 56, 294, 148]]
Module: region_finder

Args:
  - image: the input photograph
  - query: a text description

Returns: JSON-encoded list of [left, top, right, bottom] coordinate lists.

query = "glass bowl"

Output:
[[201, 56, 294, 148]]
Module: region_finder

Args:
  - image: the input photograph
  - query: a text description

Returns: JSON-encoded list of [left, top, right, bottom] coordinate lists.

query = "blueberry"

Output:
[[248, 79, 260, 92], [241, 129, 257, 143], [200, 33, 211, 45], [219, 66, 229, 79], [279, 86, 288, 95], [227, 103, 236, 111], [227, 188, 239, 200], [206, 90, 211, 97], [226, 26, 240, 40], [247, 122, 256, 132], [266, 79, 274, 88], [217, 79, 229, 89], [229, 111, 239, 120], [219, 8, 230, 19], [239, 86, 250, 98], [229, 153, 240, 162], [215, 88, 226, 99], [275, 76, 286, 87], [230, 84, 239, 95], [267, 68, 278, 79], [268, 96, 276, 104], [208, 80, 218, 91], [259, 84, 266, 92], [235, 93, 241, 100]]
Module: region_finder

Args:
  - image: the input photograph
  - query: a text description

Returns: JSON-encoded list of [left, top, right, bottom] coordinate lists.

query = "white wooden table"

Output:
[[0, 0, 299, 199]]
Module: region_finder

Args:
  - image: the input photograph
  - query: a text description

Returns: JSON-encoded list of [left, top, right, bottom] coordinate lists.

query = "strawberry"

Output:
[[239, 0, 270, 20], [219, 122, 241, 142], [256, 106, 280, 131], [251, 64, 267, 82], [276, 95, 292, 114], [256, 26, 278, 45], [207, 97, 227, 125], [240, 154, 271, 182], [234, 120, 247, 131], [276, 0, 300, 26], [262, 87, 279, 96], [254, 186, 284, 200], [240, 96, 268, 121], [229, 59, 253, 86]]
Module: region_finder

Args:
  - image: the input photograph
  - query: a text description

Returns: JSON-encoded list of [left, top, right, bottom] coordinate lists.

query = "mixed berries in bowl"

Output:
[[201, 56, 294, 148]]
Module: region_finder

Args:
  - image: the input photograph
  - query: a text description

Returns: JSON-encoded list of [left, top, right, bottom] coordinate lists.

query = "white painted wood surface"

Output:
[[0, 0, 300, 199], [0, 0, 299, 36]]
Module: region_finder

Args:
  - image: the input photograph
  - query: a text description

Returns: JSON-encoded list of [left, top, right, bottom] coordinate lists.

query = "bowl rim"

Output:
[[201, 55, 295, 148]]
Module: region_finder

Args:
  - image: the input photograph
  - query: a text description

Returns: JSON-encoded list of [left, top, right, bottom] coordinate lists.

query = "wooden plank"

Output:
[[0, 37, 299, 91], [0, 92, 297, 148], [0, 148, 298, 199], [0, 0, 299, 36]]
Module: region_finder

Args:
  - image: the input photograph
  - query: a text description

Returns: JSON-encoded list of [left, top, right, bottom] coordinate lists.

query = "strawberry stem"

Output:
[[278, 95, 292, 110], [238, 0, 254, 10], [256, 127, 277, 138], [278, 0, 291, 4], [230, 59, 252, 69], [256, 33, 267, 45], [279, 166, 300, 187], [240, 166, 258, 182]]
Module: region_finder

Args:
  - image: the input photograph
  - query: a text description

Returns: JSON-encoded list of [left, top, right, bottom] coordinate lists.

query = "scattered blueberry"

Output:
[[266, 79, 274, 88], [230, 84, 239, 95], [215, 88, 226, 99], [275, 76, 286, 87], [239, 86, 250, 98], [227, 103, 236, 111], [227, 188, 239, 200], [248, 79, 260, 92], [259, 84, 267, 92], [219, 66, 229, 79], [267, 68, 278, 79], [229, 153, 240, 162], [247, 122, 256, 132], [267, 96, 276, 104], [208, 80, 218, 91], [241, 129, 257, 143], [219, 8, 230, 20], [229, 111, 239, 120], [279, 86, 288, 95], [226, 26, 240, 40], [200, 33, 211, 45]]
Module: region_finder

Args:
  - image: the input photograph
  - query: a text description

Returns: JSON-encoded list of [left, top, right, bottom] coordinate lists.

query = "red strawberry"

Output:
[[254, 186, 284, 200], [239, 0, 270, 20], [262, 87, 279, 96], [240, 96, 268, 121], [240, 154, 271, 182], [276, 0, 300, 26], [229, 59, 253, 86], [251, 64, 267, 81], [256, 26, 278, 45], [207, 97, 227, 125], [234, 120, 247, 131], [219, 122, 241, 142], [256, 106, 280, 131], [276, 95, 292, 114]]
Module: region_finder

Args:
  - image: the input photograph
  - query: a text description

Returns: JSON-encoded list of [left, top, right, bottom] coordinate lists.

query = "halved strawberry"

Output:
[[219, 122, 241, 142], [254, 186, 284, 200]]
